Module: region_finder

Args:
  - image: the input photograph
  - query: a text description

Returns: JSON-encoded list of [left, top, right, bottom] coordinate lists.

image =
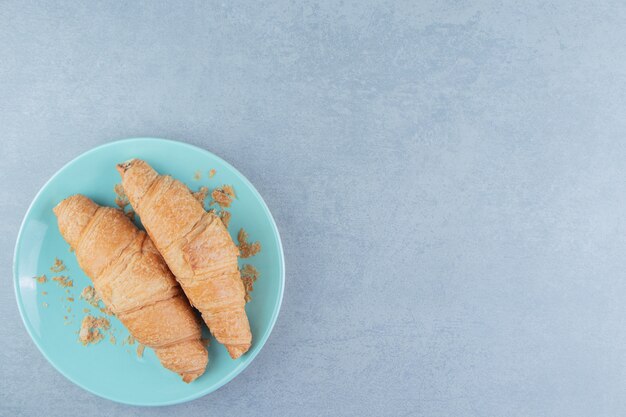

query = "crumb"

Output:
[[34, 274, 47, 284], [114, 196, 128, 210], [64, 316, 68, 320], [193, 186, 210, 204], [67, 306, 71, 313], [237, 228, 261, 258], [222, 185, 236, 199], [99, 305, 114, 316], [125, 210, 135, 221], [53, 276, 73, 288], [78, 316, 110, 345], [114, 183, 126, 198], [110, 335, 116, 345], [219, 210, 232, 228], [83, 308, 90, 313], [201, 338, 211, 347], [65, 288, 70, 294], [42, 302, 48, 308], [211, 185, 235, 207], [240, 264, 260, 303], [67, 297, 74, 302], [194, 170, 201, 180], [50, 258, 66, 273], [209, 169, 216, 178], [114, 184, 129, 209], [137, 344, 145, 358], [125, 335, 136, 345], [42, 291, 47, 295], [80, 286, 100, 308]]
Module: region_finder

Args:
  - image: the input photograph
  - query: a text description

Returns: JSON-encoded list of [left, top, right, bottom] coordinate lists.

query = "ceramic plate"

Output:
[[13, 138, 285, 406]]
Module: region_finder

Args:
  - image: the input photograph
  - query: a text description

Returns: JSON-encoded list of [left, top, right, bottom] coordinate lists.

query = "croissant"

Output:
[[117, 159, 251, 359], [54, 195, 208, 382]]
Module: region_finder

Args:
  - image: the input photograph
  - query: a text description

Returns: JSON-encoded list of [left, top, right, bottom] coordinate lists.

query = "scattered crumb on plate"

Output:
[[50, 258, 66, 273], [79, 316, 110, 345], [34, 274, 47, 284], [219, 210, 231, 228], [209, 169, 216, 178], [240, 264, 260, 302], [137, 344, 145, 358], [211, 185, 236, 208], [42, 291, 47, 295], [67, 297, 74, 302], [194, 170, 201, 180], [193, 186, 210, 205], [53, 276, 73, 288], [114, 184, 129, 209], [110, 335, 116, 345], [237, 228, 261, 258], [80, 286, 100, 308]]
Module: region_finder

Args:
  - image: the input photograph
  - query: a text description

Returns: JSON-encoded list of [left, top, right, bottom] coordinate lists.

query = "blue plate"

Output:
[[13, 138, 285, 406]]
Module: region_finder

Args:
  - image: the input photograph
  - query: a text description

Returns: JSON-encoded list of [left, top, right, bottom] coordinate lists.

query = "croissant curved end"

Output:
[[226, 344, 251, 360], [116, 159, 136, 175]]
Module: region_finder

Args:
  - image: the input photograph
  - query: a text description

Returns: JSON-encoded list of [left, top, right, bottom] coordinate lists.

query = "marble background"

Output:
[[2, 1, 626, 416]]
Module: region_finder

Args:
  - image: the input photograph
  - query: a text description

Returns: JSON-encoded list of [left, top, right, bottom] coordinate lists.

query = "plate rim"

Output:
[[12, 137, 286, 406]]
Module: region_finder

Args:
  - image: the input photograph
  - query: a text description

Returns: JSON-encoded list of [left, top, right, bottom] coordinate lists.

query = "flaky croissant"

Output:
[[54, 195, 208, 382], [117, 159, 251, 359]]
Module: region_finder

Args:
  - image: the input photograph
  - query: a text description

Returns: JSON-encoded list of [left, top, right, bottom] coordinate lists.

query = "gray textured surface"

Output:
[[2, 1, 626, 416]]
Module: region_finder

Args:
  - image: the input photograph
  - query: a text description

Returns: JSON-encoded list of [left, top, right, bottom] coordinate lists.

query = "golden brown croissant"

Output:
[[117, 159, 251, 359], [54, 195, 208, 382]]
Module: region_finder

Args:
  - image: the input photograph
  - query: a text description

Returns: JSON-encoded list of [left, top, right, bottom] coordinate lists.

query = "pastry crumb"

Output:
[[50, 258, 66, 273], [114, 184, 129, 209], [114, 183, 126, 198], [109, 335, 116, 345], [67, 297, 74, 302], [237, 228, 261, 258], [34, 274, 47, 284], [42, 291, 47, 295], [193, 186, 210, 205], [137, 344, 145, 358], [79, 316, 110, 346], [194, 170, 201, 180], [240, 264, 260, 303], [125, 335, 136, 346], [83, 308, 90, 313], [219, 210, 232, 228], [211, 185, 236, 207], [209, 169, 216, 178], [99, 305, 114, 316], [81, 286, 100, 308], [67, 306, 71, 313], [114, 196, 128, 210], [53, 276, 73, 288]]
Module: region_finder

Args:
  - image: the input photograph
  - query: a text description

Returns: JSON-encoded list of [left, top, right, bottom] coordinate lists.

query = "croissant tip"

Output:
[[226, 344, 250, 359], [181, 371, 203, 383], [116, 159, 136, 175]]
